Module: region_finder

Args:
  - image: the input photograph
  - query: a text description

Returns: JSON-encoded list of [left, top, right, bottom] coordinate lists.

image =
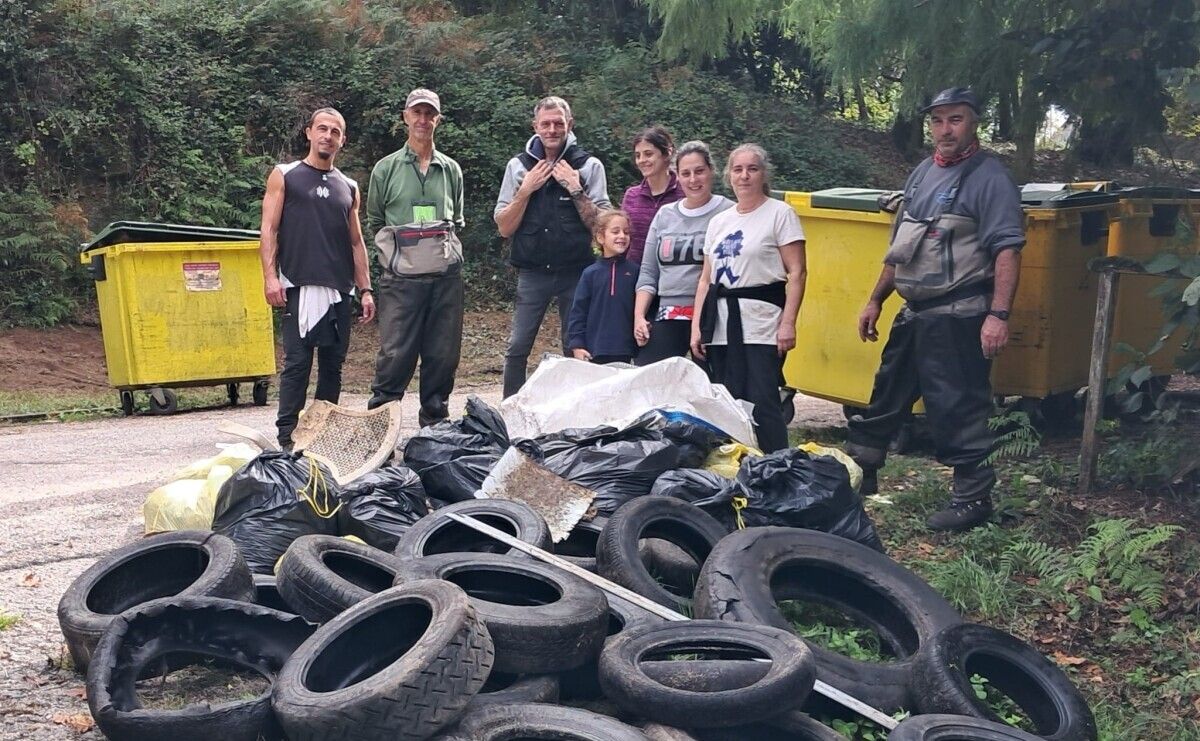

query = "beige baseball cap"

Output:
[[405, 88, 441, 113]]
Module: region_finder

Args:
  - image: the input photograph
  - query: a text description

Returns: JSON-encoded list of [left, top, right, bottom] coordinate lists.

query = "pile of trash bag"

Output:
[[336, 465, 430, 551], [404, 397, 510, 504], [212, 451, 342, 573], [692, 448, 884, 552]]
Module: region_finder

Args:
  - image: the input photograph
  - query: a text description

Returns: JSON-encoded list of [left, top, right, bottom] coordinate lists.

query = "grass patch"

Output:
[[135, 658, 269, 710], [778, 599, 891, 663], [0, 612, 20, 631], [864, 438, 1200, 739], [0, 385, 264, 422]]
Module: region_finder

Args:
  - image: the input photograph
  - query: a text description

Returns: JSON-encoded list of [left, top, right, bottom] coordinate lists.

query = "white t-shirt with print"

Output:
[[703, 198, 805, 345]]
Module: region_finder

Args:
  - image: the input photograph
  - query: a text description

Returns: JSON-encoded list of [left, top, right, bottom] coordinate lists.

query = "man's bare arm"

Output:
[[259, 168, 286, 307]]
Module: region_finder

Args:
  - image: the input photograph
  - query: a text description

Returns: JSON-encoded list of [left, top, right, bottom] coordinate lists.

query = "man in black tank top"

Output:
[[259, 107, 375, 449]]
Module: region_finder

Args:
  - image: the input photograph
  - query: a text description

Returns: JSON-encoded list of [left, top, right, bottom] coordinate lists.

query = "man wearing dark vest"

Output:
[[366, 88, 466, 427], [847, 87, 1025, 531], [260, 107, 374, 450], [494, 95, 612, 397]]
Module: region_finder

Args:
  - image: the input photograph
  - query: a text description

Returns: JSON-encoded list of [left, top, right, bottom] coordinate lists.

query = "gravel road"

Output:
[[0, 385, 842, 740]]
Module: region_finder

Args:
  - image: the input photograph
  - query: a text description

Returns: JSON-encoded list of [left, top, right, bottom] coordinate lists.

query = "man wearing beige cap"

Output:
[[366, 88, 466, 427]]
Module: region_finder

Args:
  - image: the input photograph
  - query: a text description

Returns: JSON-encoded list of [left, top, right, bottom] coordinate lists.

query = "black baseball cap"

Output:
[[921, 87, 980, 115]]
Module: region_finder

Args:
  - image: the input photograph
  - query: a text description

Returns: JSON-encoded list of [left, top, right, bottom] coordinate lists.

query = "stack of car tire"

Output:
[[59, 498, 1097, 740]]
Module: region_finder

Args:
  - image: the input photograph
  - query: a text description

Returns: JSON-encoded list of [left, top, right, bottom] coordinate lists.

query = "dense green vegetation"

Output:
[[0, 0, 883, 327]]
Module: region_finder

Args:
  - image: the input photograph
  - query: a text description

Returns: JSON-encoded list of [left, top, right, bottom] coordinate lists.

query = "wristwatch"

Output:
[[359, 288, 374, 298], [569, 187, 584, 199], [987, 309, 1010, 321]]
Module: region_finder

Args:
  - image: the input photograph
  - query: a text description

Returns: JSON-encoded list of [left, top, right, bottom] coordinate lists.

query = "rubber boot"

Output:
[[926, 464, 996, 532], [845, 441, 886, 496]]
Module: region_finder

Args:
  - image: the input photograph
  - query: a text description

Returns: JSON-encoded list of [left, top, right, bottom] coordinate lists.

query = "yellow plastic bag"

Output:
[[799, 442, 863, 493], [704, 443, 764, 479], [171, 443, 259, 480], [143, 464, 234, 534]]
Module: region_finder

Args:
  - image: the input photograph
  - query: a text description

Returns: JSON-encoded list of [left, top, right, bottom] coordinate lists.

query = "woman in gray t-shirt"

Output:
[[633, 140, 733, 366]]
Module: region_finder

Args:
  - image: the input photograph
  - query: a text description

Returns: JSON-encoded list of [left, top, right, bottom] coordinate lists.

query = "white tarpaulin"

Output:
[[500, 356, 758, 447]]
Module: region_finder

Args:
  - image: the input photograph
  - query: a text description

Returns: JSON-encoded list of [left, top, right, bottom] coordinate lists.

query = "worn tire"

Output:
[[251, 573, 296, 614], [276, 535, 404, 623], [887, 713, 1044, 740], [394, 552, 608, 674], [695, 710, 845, 741], [641, 659, 770, 693], [86, 597, 314, 741], [556, 517, 607, 573], [394, 499, 551, 561], [58, 531, 255, 672], [639, 539, 702, 595], [694, 527, 961, 712], [272, 580, 494, 740], [598, 497, 726, 610], [911, 624, 1097, 741], [559, 590, 666, 701], [464, 672, 559, 712], [598, 620, 816, 729], [442, 702, 651, 741]]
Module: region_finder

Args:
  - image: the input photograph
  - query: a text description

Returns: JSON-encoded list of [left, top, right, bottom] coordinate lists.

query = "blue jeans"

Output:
[[503, 266, 584, 397]]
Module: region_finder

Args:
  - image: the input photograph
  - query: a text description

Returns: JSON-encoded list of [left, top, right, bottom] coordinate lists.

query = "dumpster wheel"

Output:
[[119, 390, 135, 417], [226, 383, 240, 406], [147, 388, 178, 415], [252, 380, 269, 406]]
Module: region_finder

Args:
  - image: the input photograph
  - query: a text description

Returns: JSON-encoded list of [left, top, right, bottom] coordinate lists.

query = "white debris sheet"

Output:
[[500, 356, 758, 447]]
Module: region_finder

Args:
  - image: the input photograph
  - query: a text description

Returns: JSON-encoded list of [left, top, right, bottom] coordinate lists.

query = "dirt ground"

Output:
[[0, 319, 845, 740], [0, 310, 565, 398]]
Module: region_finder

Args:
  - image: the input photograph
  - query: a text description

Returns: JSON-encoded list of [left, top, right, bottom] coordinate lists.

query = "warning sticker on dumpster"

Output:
[[183, 262, 221, 291]]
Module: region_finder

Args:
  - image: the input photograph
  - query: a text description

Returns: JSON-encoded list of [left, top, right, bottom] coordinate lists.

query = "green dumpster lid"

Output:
[[82, 221, 261, 252], [1114, 186, 1200, 200], [810, 188, 892, 213], [1019, 189, 1118, 208]]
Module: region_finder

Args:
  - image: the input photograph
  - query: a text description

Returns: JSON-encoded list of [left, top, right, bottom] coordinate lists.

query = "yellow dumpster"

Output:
[[1105, 187, 1200, 377], [781, 189, 1118, 407], [992, 190, 1118, 397], [79, 221, 276, 415]]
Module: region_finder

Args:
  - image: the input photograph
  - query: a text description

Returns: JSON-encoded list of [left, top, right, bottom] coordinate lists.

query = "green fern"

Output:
[[986, 411, 1042, 464]]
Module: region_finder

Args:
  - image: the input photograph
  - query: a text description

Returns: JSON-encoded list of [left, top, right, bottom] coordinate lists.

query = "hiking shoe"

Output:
[[860, 468, 879, 496], [926, 499, 993, 532]]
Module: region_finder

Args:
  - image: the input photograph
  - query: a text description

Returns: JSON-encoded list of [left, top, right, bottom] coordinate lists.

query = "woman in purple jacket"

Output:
[[620, 126, 685, 266]]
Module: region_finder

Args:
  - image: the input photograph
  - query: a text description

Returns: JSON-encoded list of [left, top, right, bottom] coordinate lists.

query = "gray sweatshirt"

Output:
[[636, 196, 734, 314]]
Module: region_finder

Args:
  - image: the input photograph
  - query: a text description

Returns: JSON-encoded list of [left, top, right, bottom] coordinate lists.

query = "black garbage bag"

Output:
[[212, 451, 340, 573], [403, 396, 510, 504], [336, 465, 430, 551], [516, 416, 682, 515], [649, 468, 728, 503], [651, 412, 729, 469], [693, 448, 884, 552]]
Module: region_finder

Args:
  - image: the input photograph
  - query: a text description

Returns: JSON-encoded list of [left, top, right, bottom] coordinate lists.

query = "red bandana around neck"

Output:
[[933, 139, 980, 168]]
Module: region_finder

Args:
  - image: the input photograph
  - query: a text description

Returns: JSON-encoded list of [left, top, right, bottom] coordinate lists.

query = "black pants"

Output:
[[277, 287, 352, 447], [634, 320, 693, 366], [591, 355, 632, 365], [368, 270, 464, 427], [708, 344, 788, 453], [846, 309, 995, 502]]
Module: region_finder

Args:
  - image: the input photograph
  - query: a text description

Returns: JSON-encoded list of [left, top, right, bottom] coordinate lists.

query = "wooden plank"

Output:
[[1079, 270, 1120, 494], [444, 511, 899, 731]]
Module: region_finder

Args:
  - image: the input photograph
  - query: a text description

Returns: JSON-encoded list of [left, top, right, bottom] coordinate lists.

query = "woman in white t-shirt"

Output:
[[690, 144, 807, 452]]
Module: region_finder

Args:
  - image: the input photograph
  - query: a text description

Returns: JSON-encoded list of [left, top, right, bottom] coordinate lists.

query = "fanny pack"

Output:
[[374, 221, 463, 277]]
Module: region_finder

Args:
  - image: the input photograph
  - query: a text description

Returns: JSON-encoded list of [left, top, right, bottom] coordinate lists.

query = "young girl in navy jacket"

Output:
[[567, 210, 639, 364]]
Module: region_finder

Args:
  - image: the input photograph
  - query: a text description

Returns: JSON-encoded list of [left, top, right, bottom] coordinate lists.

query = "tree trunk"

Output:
[[854, 82, 869, 122], [1011, 82, 1040, 183], [996, 84, 1015, 142], [890, 113, 924, 160]]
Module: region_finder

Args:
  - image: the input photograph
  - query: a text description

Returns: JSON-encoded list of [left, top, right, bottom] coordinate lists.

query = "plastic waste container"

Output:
[[1105, 187, 1200, 378], [780, 189, 1118, 410], [991, 190, 1118, 399], [781, 190, 907, 408], [79, 221, 276, 415]]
